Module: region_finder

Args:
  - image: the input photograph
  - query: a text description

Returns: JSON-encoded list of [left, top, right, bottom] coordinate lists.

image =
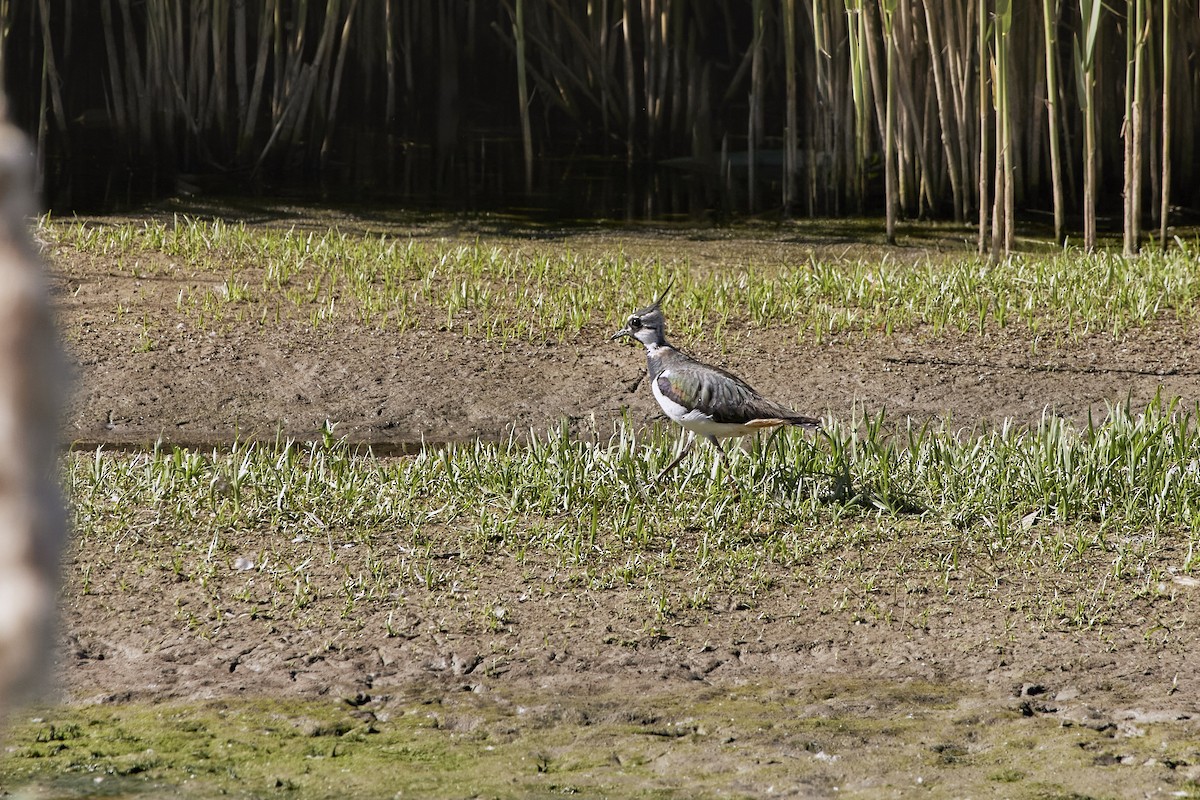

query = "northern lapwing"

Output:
[[611, 283, 821, 482]]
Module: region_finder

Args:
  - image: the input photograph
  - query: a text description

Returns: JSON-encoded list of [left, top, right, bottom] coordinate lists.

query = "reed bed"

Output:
[[3, 1, 1199, 251]]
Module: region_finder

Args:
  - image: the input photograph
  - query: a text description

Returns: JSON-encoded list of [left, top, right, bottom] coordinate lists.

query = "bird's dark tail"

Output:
[[786, 413, 822, 431]]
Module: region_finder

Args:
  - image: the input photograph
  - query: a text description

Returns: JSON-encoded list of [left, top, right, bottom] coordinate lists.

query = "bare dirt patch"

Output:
[[31, 214, 1200, 797]]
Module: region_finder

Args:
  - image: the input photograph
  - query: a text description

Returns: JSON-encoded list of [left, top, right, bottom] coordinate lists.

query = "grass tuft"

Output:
[[67, 398, 1200, 632], [45, 216, 1200, 342]]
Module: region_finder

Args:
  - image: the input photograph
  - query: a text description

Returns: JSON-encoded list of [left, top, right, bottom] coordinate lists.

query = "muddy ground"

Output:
[[58, 216, 1200, 451], [31, 212, 1200, 797]]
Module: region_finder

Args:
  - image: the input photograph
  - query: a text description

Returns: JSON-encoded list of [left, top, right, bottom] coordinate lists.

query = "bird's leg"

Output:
[[706, 435, 741, 495], [655, 434, 695, 482], [706, 434, 729, 465]]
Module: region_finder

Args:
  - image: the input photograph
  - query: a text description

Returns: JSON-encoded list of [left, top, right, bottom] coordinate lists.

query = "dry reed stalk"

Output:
[[833, 1, 853, 215], [722, 9, 756, 105], [923, 0, 965, 221], [943, 0, 976, 221], [1122, 0, 1134, 253], [622, 0, 636, 166], [1134, 0, 1148, 241], [1145, 6, 1159, 228], [881, 0, 897, 242], [808, 0, 838, 215], [113, 0, 138, 137], [99, 0, 129, 139], [1118, 0, 1128, 250], [1077, 0, 1102, 250], [34, 0, 66, 142], [399, 0, 414, 101], [801, 0, 814, 215], [991, 0, 1014, 258], [321, 0, 358, 166], [594, 0, 612, 143], [668, 6, 681, 138], [211, 0, 231, 138], [1160, 0, 1172, 250], [514, 0, 533, 192], [284, 1, 341, 154], [783, 0, 798, 215], [256, 7, 313, 175], [186, 1, 209, 134], [659, 1, 674, 148], [384, 0, 396, 125], [977, 0, 989, 254], [896, 0, 932, 214], [641, 0, 657, 154], [234, 0, 248, 120], [1009, 4, 1033, 206], [270, 0, 301, 125], [1123, 0, 1143, 254], [143, 3, 174, 147], [115, 0, 147, 143], [1002, 0, 1014, 255], [1042, 0, 1066, 243], [844, 0, 869, 212], [239, 0, 276, 159], [748, 0, 766, 213]]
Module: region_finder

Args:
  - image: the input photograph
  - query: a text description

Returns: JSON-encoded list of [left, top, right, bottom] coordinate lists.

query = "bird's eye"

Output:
[[628, 316, 642, 330]]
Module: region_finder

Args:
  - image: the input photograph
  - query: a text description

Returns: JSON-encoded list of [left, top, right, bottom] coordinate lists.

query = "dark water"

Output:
[[50, 124, 850, 223]]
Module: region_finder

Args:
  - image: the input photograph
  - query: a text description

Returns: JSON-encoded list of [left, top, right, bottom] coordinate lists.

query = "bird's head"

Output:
[[611, 281, 672, 348]]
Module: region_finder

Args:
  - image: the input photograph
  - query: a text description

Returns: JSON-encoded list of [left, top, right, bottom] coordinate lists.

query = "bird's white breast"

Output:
[[650, 370, 697, 423]]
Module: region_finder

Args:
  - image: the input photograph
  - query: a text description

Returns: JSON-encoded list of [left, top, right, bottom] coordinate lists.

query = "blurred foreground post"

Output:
[[0, 101, 66, 717]]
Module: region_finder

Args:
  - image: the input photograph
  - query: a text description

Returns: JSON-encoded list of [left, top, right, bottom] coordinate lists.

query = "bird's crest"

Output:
[[650, 279, 673, 311]]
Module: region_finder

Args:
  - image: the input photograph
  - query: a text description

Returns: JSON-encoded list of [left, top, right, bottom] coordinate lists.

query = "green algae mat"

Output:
[[5, 679, 1199, 799]]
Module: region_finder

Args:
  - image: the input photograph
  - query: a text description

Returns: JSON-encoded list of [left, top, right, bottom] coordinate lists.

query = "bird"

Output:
[[611, 283, 820, 483]]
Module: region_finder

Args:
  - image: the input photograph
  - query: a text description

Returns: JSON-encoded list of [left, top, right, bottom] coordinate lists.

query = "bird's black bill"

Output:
[[610, 327, 632, 340]]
